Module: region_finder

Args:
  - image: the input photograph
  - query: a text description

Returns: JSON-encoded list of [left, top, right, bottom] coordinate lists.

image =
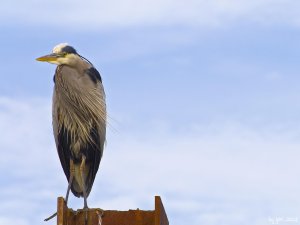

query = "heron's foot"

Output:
[[44, 212, 57, 221], [75, 207, 104, 225], [76, 207, 89, 225]]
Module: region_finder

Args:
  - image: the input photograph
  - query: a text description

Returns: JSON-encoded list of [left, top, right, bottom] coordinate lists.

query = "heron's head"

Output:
[[36, 43, 80, 66]]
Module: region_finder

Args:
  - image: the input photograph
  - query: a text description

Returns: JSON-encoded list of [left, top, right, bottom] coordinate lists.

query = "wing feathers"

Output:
[[53, 64, 106, 198]]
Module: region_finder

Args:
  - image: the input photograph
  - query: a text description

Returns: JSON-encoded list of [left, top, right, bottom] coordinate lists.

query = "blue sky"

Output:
[[1, 1, 300, 225]]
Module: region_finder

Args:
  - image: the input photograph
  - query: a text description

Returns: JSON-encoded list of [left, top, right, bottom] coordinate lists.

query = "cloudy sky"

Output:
[[1, 1, 300, 225]]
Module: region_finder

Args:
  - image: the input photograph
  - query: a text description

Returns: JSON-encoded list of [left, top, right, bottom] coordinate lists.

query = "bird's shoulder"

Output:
[[53, 65, 103, 88], [85, 67, 102, 84]]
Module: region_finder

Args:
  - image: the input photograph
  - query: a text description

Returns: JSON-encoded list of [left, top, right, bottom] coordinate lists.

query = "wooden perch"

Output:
[[55, 196, 169, 225]]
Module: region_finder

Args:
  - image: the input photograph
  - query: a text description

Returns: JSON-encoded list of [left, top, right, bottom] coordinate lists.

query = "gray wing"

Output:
[[52, 90, 71, 183], [52, 66, 106, 197], [83, 67, 106, 196]]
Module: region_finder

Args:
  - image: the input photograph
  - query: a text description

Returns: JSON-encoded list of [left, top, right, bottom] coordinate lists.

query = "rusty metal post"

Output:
[[55, 196, 169, 225], [155, 196, 169, 225]]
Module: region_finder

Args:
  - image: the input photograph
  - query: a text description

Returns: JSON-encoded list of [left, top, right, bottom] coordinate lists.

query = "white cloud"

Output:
[[1, 96, 300, 225], [102, 122, 300, 197], [0, 218, 28, 225], [1, 0, 300, 29]]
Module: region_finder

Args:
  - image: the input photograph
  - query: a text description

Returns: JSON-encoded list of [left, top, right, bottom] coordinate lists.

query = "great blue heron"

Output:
[[36, 43, 106, 219]]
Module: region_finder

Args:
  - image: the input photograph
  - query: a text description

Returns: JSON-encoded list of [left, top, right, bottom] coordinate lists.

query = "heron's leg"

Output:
[[65, 159, 74, 205], [44, 159, 75, 222], [80, 155, 88, 225]]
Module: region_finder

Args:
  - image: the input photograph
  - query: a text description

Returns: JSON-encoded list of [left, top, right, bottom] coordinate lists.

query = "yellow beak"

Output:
[[36, 53, 59, 62]]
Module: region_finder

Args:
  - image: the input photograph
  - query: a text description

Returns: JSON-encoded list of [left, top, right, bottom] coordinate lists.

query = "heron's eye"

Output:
[[58, 52, 67, 57]]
